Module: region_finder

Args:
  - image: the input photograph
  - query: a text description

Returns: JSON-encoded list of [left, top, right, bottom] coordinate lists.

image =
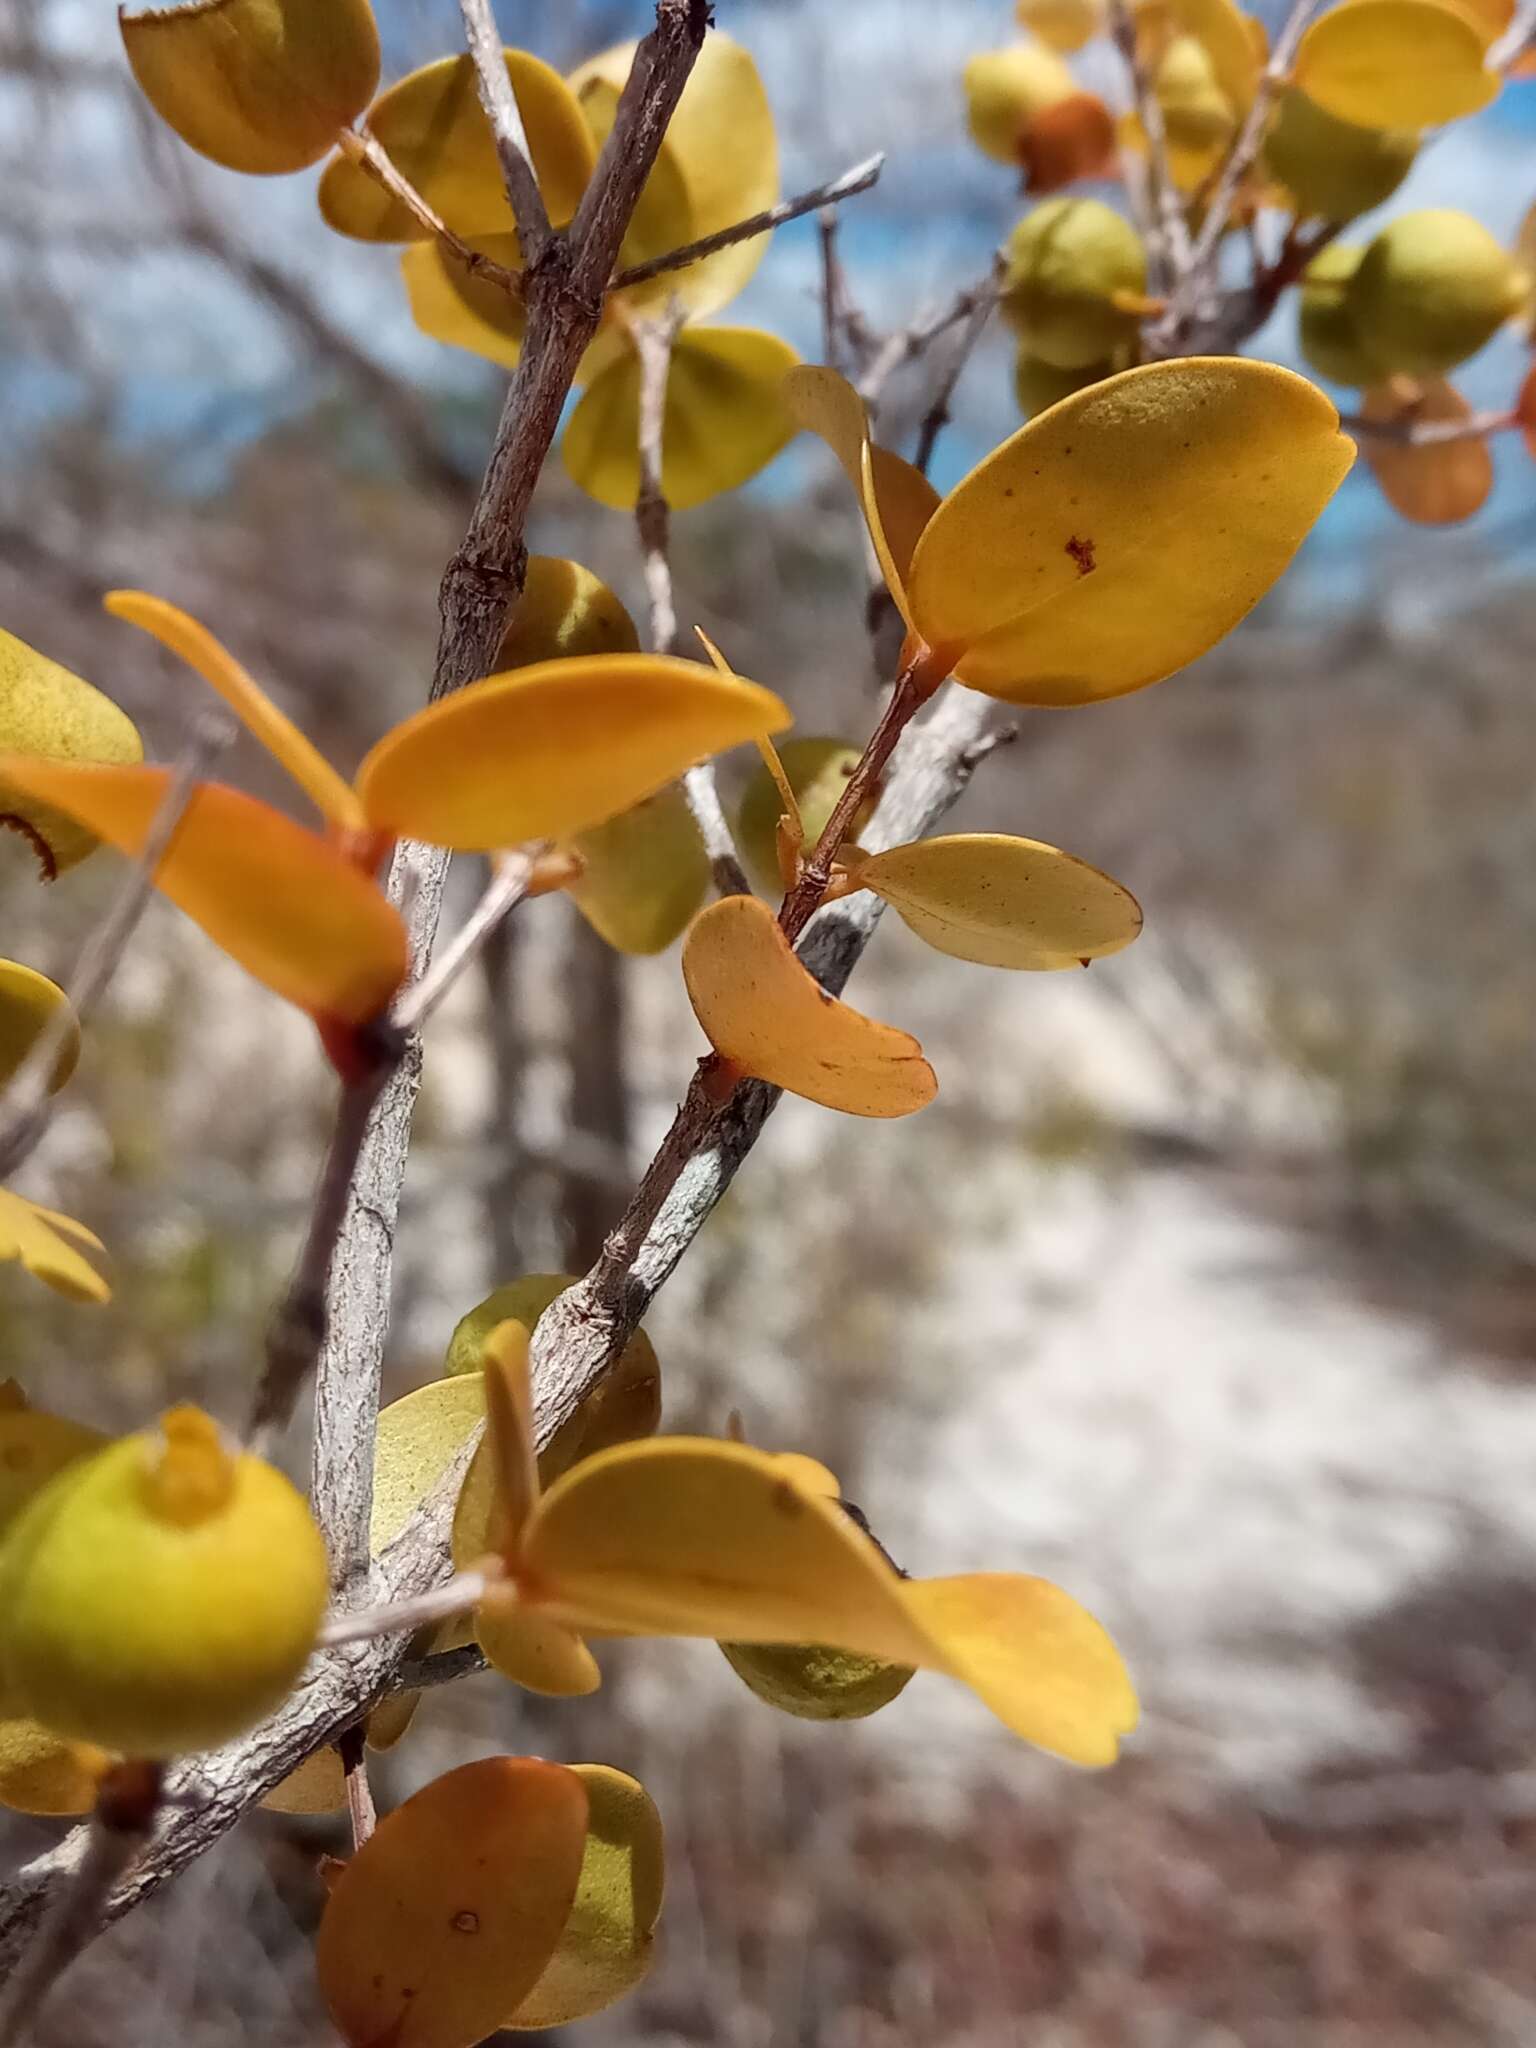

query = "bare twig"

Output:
[[911, 254, 1002, 478], [391, 847, 544, 1035], [611, 152, 885, 291], [334, 130, 523, 297], [1339, 406, 1517, 447], [857, 271, 1001, 409], [0, 717, 228, 1181], [457, 0, 554, 263], [338, 1728, 377, 1849], [1108, 0, 1189, 291]]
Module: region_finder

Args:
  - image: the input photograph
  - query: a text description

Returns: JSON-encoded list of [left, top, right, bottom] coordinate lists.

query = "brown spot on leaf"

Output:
[[1065, 536, 1096, 576], [451, 1910, 480, 1935]]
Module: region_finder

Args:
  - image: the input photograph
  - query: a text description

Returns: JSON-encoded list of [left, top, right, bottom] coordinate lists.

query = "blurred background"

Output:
[[5, 0, 1536, 2041]]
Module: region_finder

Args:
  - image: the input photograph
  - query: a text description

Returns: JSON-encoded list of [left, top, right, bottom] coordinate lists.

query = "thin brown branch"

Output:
[[338, 1728, 377, 1849], [1339, 406, 1517, 447], [334, 130, 524, 297], [391, 847, 544, 1034], [611, 152, 885, 292], [0, 716, 229, 1181], [911, 253, 1002, 478], [457, 0, 554, 263], [857, 271, 1001, 409], [1108, 0, 1189, 292]]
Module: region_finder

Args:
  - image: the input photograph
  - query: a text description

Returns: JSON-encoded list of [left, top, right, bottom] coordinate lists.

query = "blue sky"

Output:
[[6, 0, 1534, 605]]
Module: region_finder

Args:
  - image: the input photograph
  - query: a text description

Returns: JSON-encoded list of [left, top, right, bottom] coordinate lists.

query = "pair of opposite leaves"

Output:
[[121, 0, 797, 513]]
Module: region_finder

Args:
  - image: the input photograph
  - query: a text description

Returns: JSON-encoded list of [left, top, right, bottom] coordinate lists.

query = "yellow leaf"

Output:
[[905, 358, 1354, 705], [522, 1437, 934, 1660], [0, 1717, 109, 1817], [316, 1757, 589, 2048], [1017, 0, 1104, 52], [401, 235, 526, 371], [481, 1321, 540, 1554], [0, 1191, 110, 1304], [781, 365, 941, 632], [318, 50, 594, 241], [370, 1375, 487, 1555], [735, 736, 872, 895], [1359, 379, 1493, 524], [903, 1574, 1139, 1766], [0, 629, 143, 878], [682, 895, 937, 1118], [564, 328, 801, 512], [1173, 0, 1260, 112], [570, 34, 777, 318], [510, 1765, 665, 2028], [121, 0, 380, 175], [0, 1394, 104, 1533], [263, 1743, 346, 1815], [498, 559, 640, 667], [1294, 0, 1498, 128], [854, 834, 1143, 969], [0, 760, 408, 1024], [366, 1685, 420, 1752], [474, 1597, 602, 1697], [0, 961, 79, 1094], [355, 655, 788, 851], [570, 791, 710, 955]]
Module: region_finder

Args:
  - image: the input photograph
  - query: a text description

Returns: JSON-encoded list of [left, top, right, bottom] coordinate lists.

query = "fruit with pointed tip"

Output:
[[1001, 199, 1147, 369], [1351, 209, 1525, 376], [1155, 35, 1235, 151]]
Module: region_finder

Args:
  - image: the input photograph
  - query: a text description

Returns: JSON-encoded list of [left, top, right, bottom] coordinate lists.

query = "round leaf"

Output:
[[856, 834, 1143, 969], [371, 1376, 487, 1554], [510, 1765, 665, 2029], [681, 895, 937, 1118], [0, 1191, 110, 1305], [905, 358, 1354, 705], [263, 1743, 346, 1815], [564, 328, 801, 512], [355, 655, 788, 852], [0, 630, 142, 877], [1294, 0, 1498, 128], [316, 1756, 589, 2048], [570, 791, 710, 955], [1358, 378, 1493, 524], [121, 0, 380, 175], [474, 1599, 602, 1697], [319, 51, 593, 241], [0, 761, 407, 1025], [0, 961, 79, 1094]]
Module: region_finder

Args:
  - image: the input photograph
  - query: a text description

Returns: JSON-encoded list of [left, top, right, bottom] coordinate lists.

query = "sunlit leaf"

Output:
[[370, 1375, 486, 1554], [0, 1391, 104, 1532], [0, 961, 79, 1094], [0, 630, 142, 878], [0, 761, 407, 1024], [903, 1574, 1138, 1765], [0, 1190, 110, 1304], [565, 328, 800, 512], [263, 1743, 346, 1815], [1294, 0, 1498, 128], [401, 235, 527, 370], [781, 366, 941, 630], [510, 1765, 664, 2028], [0, 1717, 109, 1816], [104, 590, 365, 830], [121, 0, 380, 175], [355, 655, 788, 851], [316, 1756, 589, 2048], [570, 791, 710, 955], [854, 834, 1143, 969], [474, 1597, 602, 1697], [318, 50, 594, 241], [570, 34, 777, 317], [1358, 379, 1493, 524], [905, 358, 1354, 704], [523, 1437, 934, 1658], [682, 895, 937, 1118]]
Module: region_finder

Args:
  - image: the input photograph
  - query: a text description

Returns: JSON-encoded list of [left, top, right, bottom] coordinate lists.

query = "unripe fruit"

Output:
[[964, 42, 1077, 163], [0, 1406, 328, 1758], [495, 557, 640, 668], [1155, 35, 1235, 151], [1351, 210, 1524, 377], [1014, 350, 1120, 418], [1298, 244, 1384, 388], [1262, 89, 1416, 224], [735, 739, 873, 896], [1001, 199, 1147, 369], [718, 1640, 915, 1720]]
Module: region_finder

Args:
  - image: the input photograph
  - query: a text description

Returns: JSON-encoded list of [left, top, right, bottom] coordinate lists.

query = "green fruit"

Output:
[[963, 42, 1076, 164], [1001, 199, 1147, 370], [1351, 209, 1523, 377], [570, 788, 709, 956], [1013, 350, 1120, 418], [1298, 244, 1383, 388], [719, 1640, 915, 1721], [735, 738, 873, 896], [0, 1406, 329, 1758], [1155, 35, 1235, 152], [1262, 89, 1416, 224], [496, 557, 640, 669]]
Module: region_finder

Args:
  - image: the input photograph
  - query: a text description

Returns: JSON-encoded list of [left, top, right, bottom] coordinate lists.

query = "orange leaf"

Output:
[[0, 760, 406, 1024], [1359, 379, 1493, 524]]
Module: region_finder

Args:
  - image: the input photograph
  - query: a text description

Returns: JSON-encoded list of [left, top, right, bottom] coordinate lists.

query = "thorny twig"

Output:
[[0, 716, 230, 1182], [911, 253, 1003, 478], [457, 0, 555, 264], [612, 152, 885, 291]]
